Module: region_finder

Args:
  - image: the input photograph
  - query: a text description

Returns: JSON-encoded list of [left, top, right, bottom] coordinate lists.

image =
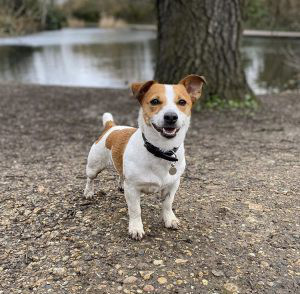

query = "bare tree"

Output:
[[155, 0, 252, 100]]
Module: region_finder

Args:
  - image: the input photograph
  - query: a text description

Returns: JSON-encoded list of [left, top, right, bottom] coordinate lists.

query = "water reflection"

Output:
[[0, 28, 299, 94], [242, 37, 300, 94]]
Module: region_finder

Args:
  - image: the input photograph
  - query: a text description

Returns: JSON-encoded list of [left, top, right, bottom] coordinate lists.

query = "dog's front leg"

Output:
[[161, 179, 180, 229], [124, 181, 144, 240]]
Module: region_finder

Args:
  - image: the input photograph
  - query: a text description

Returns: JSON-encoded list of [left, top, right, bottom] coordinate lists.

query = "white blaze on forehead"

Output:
[[165, 85, 175, 106]]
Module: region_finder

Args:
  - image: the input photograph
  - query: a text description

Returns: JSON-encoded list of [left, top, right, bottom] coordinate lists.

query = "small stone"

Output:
[[267, 281, 274, 287], [167, 271, 176, 277], [74, 267, 83, 274], [183, 249, 192, 256], [123, 276, 137, 284], [248, 203, 263, 211], [223, 282, 239, 293], [62, 256, 69, 262], [257, 281, 264, 286], [37, 185, 45, 193], [202, 279, 208, 286], [176, 279, 183, 285], [143, 284, 154, 292], [139, 271, 153, 280], [212, 269, 224, 277], [97, 285, 107, 289], [157, 277, 167, 284], [153, 259, 163, 266], [137, 290, 143, 294], [175, 258, 188, 264], [51, 267, 66, 276], [24, 209, 31, 216], [115, 264, 121, 269], [198, 271, 203, 278], [261, 261, 269, 267]]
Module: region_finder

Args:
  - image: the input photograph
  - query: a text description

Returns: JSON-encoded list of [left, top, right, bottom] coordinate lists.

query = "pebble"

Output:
[[212, 269, 224, 277], [51, 267, 66, 276], [223, 282, 239, 293], [175, 259, 188, 264], [139, 271, 153, 280], [167, 271, 176, 277], [153, 259, 163, 266], [248, 203, 263, 211], [157, 277, 167, 284], [143, 284, 154, 292], [261, 261, 269, 267], [123, 276, 137, 284], [202, 279, 208, 286]]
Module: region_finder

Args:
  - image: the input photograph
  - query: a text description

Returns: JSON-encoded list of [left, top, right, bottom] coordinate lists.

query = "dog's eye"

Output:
[[150, 98, 161, 106], [178, 99, 187, 106]]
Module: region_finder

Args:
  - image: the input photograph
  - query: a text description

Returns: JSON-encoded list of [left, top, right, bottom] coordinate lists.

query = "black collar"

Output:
[[142, 133, 178, 162]]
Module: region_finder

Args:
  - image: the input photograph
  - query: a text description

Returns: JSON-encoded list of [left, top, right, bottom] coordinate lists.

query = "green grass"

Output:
[[197, 94, 259, 111]]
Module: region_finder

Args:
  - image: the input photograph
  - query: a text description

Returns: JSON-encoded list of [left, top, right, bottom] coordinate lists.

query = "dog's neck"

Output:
[[137, 108, 189, 152]]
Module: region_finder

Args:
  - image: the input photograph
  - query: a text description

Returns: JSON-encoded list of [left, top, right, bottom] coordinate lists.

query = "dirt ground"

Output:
[[0, 83, 299, 294]]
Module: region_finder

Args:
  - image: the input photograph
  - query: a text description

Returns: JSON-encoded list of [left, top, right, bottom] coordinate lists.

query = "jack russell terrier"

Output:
[[84, 74, 206, 240]]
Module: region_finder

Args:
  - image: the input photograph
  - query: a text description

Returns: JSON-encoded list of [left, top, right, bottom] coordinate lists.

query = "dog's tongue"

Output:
[[163, 127, 176, 135]]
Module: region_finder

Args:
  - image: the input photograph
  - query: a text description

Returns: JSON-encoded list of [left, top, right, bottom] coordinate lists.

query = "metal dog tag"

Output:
[[169, 163, 177, 175]]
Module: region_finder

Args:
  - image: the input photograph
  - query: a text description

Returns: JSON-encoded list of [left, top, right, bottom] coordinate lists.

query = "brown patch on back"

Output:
[[105, 128, 137, 175], [95, 120, 116, 144], [173, 84, 193, 116], [141, 84, 167, 125]]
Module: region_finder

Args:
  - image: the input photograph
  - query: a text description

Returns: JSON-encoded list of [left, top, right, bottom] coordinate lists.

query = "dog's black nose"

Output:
[[164, 112, 178, 124]]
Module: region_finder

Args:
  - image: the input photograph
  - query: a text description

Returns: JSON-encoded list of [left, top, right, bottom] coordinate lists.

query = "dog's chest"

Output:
[[124, 150, 185, 191]]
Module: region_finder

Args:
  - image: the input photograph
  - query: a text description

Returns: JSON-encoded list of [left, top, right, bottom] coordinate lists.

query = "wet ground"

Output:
[[0, 84, 299, 293]]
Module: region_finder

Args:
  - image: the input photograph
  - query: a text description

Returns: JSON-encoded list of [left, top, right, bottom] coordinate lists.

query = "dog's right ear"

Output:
[[131, 80, 156, 104]]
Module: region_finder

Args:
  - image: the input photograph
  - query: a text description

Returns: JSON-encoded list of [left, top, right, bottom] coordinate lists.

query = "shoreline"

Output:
[[1, 25, 300, 40]]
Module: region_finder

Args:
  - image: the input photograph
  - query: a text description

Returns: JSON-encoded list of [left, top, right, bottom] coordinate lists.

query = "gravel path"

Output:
[[0, 84, 299, 293]]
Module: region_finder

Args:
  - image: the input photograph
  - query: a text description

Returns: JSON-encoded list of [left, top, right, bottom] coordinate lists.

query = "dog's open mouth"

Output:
[[152, 123, 180, 139]]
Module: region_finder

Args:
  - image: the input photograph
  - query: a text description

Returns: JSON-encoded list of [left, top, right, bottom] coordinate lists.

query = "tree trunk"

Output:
[[155, 0, 252, 100]]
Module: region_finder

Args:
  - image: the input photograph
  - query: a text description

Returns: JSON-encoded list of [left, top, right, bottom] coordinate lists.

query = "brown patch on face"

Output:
[[95, 120, 116, 144], [173, 84, 193, 116], [140, 84, 167, 125], [105, 128, 137, 175]]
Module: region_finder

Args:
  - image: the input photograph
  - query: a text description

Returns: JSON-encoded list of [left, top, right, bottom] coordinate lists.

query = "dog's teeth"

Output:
[[163, 128, 176, 135]]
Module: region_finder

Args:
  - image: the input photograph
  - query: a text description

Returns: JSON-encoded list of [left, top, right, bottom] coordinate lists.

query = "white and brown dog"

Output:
[[84, 74, 205, 239]]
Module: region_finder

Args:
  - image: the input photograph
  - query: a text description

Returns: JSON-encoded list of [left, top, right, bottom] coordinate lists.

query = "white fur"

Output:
[[102, 112, 113, 125], [84, 85, 191, 240]]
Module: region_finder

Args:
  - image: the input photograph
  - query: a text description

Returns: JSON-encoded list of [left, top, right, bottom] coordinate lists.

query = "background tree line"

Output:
[[0, 0, 299, 36]]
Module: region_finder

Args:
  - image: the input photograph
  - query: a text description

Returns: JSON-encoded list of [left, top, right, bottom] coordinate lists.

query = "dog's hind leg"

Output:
[[84, 141, 110, 198]]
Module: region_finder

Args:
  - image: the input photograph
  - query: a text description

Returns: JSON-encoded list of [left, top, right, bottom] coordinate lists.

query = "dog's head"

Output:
[[131, 75, 206, 143]]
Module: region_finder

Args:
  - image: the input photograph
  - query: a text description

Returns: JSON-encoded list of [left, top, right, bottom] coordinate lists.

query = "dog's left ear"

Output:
[[179, 74, 206, 103], [131, 80, 156, 103]]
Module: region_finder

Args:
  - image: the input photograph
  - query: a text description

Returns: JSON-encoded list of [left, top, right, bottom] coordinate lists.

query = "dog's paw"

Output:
[[84, 188, 94, 199], [164, 214, 180, 229], [129, 222, 145, 240]]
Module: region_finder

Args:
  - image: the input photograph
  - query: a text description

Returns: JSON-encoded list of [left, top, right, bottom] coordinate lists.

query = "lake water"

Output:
[[0, 28, 299, 94]]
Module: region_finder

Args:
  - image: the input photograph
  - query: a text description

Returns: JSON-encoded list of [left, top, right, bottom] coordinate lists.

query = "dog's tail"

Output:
[[102, 112, 114, 126]]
